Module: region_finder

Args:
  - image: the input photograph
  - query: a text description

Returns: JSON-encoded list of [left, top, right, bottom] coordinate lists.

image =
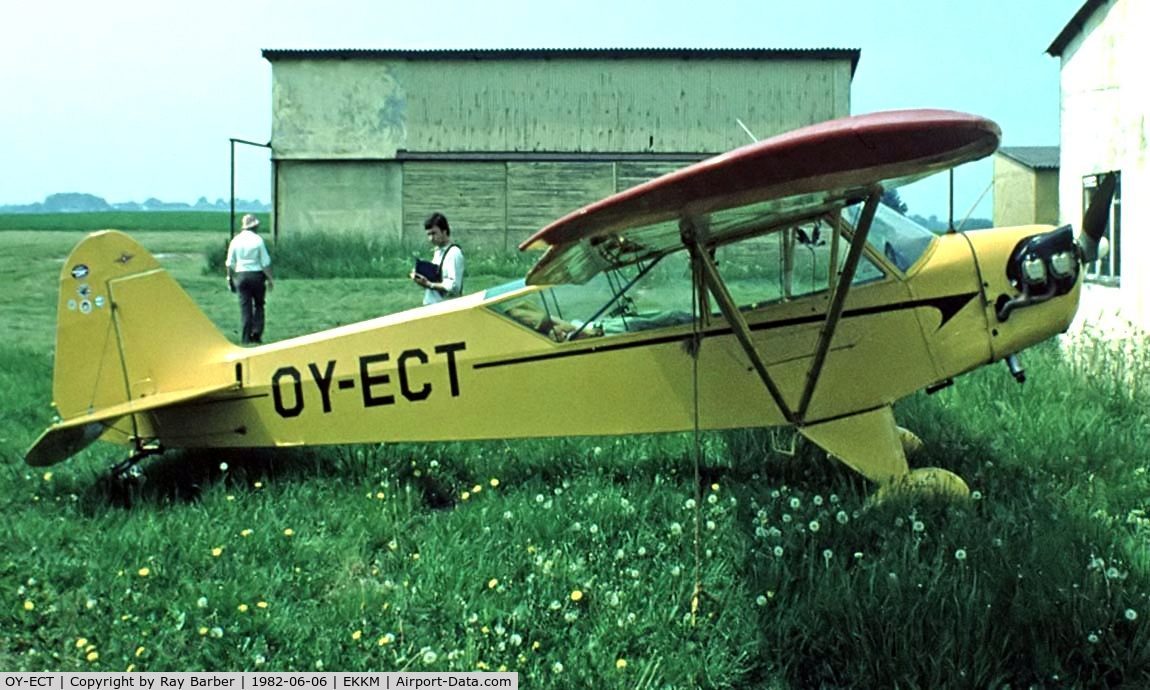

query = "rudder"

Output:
[[50, 230, 237, 435]]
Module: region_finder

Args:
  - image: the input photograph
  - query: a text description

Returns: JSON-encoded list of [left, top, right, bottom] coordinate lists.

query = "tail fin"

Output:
[[27, 230, 239, 466]]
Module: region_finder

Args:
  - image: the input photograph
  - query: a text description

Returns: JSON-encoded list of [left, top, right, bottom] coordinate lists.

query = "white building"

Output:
[[1048, 0, 1148, 332]]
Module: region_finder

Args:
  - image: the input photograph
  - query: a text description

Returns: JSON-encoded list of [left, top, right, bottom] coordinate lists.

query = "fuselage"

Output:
[[145, 223, 1079, 451]]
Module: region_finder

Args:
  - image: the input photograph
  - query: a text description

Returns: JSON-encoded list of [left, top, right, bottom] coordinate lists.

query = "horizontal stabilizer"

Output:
[[25, 382, 239, 467]]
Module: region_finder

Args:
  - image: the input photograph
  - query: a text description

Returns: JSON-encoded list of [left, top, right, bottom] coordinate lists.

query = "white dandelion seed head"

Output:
[[1126, 608, 1138, 621], [685, 498, 697, 510], [755, 595, 768, 606], [773, 546, 784, 557], [836, 511, 849, 525], [813, 495, 824, 506], [955, 549, 968, 561], [809, 520, 820, 532], [789, 497, 801, 509], [913, 520, 925, 533], [1088, 633, 1100, 644]]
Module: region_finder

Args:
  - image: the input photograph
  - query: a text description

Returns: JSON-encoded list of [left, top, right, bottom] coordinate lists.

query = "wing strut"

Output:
[[795, 186, 882, 421], [681, 218, 798, 424]]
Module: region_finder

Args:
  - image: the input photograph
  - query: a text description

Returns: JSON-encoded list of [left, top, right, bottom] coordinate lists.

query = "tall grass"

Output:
[[5, 226, 1150, 685], [203, 232, 538, 280]]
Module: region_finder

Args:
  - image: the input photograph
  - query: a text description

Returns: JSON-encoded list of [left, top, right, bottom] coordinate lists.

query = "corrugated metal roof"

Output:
[[262, 47, 861, 76], [1047, 0, 1109, 56], [999, 146, 1060, 170]]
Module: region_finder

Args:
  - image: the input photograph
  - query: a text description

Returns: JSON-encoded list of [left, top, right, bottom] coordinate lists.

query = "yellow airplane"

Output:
[[25, 109, 1115, 496]]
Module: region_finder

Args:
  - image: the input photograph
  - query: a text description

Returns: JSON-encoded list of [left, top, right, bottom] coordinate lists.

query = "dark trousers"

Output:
[[236, 272, 267, 344]]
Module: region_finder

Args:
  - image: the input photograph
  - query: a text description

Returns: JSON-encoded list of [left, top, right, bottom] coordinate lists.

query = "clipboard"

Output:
[[413, 257, 442, 283]]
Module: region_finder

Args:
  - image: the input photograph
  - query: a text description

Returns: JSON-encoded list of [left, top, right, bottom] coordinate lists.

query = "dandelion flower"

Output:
[[137, 567, 150, 577], [378, 633, 395, 646], [86, 651, 99, 662], [351, 630, 362, 641], [461, 491, 471, 501], [283, 528, 294, 537], [211, 547, 223, 557], [488, 578, 499, 589], [75, 638, 88, 648], [490, 478, 500, 488], [238, 603, 249, 613], [710, 483, 720, 492], [472, 484, 482, 494], [135, 646, 145, 657], [616, 658, 627, 669], [43, 472, 53, 482], [23, 600, 34, 611], [254, 481, 263, 489], [257, 601, 268, 609], [570, 589, 584, 602], [240, 529, 253, 537], [198, 627, 209, 636]]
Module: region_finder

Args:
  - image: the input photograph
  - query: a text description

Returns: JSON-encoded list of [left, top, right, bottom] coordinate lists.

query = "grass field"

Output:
[[4, 215, 1150, 686]]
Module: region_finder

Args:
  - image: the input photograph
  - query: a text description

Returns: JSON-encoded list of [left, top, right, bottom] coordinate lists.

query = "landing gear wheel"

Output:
[[874, 467, 971, 502]]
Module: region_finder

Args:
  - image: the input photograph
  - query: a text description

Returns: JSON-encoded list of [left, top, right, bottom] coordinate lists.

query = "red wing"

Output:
[[521, 109, 1000, 285]]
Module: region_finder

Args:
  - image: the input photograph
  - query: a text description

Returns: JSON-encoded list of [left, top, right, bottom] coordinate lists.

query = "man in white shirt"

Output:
[[411, 212, 464, 305], [225, 214, 274, 344]]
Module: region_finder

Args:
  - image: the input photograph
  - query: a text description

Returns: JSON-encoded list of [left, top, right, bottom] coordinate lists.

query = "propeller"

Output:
[[1078, 173, 1117, 264]]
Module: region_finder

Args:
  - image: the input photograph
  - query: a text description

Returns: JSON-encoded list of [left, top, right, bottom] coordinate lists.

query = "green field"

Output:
[[3, 216, 1150, 686]]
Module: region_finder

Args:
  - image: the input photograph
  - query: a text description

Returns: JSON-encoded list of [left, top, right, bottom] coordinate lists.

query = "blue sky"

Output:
[[1, 0, 1083, 220]]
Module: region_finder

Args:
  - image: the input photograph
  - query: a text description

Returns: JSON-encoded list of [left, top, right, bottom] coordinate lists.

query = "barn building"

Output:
[[992, 146, 1060, 228], [1048, 0, 1147, 330], [260, 48, 859, 252]]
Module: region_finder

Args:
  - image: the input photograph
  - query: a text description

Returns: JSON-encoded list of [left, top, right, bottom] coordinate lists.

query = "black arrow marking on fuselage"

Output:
[[474, 291, 980, 370]]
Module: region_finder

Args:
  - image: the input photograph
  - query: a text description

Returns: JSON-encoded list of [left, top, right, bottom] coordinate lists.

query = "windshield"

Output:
[[844, 201, 937, 272]]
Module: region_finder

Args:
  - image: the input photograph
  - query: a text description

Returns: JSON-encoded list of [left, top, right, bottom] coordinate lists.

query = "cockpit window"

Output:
[[843, 201, 937, 272], [490, 257, 696, 341], [490, 211, 893, 342]]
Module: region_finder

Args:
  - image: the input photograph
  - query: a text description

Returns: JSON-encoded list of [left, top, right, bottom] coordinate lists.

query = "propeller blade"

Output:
[[1079, 173, 1117, 263]]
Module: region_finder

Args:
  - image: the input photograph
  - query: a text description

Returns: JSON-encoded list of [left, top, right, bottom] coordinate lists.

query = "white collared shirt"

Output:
[[226, 229, 272, 273], [424, 244, 464, 305]]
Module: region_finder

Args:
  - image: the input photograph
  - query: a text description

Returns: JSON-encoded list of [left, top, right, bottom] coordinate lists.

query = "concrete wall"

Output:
[[264, 51, 855, 248], [1056, 0, 1149, 330], [269, 55, 853, 159], [993, 155, 1059, 227]]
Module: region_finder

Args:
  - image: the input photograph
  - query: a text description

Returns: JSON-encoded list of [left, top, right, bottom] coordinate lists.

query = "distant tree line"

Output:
[[0, 192, 270, 214]]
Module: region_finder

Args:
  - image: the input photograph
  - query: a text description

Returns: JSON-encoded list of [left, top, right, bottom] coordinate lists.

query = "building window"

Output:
[[1082, 172, 1121, 286]]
